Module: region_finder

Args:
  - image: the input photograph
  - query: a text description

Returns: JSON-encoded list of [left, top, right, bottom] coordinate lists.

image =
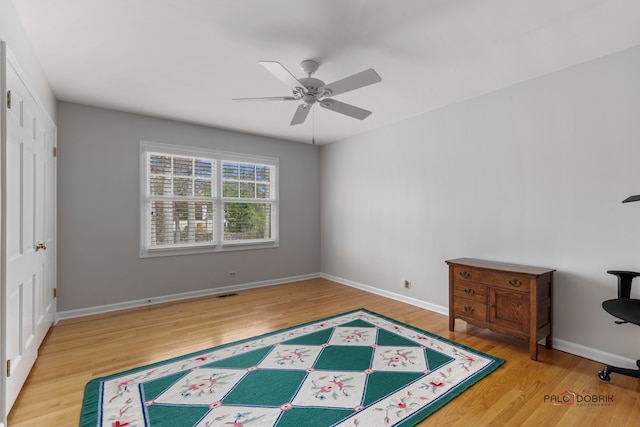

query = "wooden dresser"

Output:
[[446, 258, 555, 360]]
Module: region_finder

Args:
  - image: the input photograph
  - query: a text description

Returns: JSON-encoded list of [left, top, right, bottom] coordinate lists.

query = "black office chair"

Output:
[[598, 270, 640, 382]]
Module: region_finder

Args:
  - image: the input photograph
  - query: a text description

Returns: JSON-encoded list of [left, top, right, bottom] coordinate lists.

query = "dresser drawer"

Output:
[[452, 280, 487, 302], [453, 297, 487, 322], [453, 265, 530, 292]]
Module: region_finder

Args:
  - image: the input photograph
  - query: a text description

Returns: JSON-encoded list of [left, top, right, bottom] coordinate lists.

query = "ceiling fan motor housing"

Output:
[[298, 77, 327, 104]]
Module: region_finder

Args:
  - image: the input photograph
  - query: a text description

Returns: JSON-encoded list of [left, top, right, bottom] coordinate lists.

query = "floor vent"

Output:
[[217, 293, 239, 298]]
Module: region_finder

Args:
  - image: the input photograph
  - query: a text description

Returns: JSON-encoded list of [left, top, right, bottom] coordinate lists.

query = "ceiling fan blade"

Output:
[[320, 68, 381, 97], [319, 99, 372, 120], [232, 96, 298, 102], [259, 61, 305, 90], [290, 104, 311, 125]]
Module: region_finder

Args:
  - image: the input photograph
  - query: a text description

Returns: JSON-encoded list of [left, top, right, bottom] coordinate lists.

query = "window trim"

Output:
[[139, 140, 279, 258]]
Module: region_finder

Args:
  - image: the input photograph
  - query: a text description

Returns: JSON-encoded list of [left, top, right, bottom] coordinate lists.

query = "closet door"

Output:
[[2, 43, 57, 416]]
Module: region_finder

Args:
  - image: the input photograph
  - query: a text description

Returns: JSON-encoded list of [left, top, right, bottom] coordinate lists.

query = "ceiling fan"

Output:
[[233, 60, 381, 125]]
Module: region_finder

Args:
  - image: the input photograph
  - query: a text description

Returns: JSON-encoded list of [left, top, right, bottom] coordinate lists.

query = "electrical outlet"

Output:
[[229, 271, 236, 276], [402, 280, 410, 288]]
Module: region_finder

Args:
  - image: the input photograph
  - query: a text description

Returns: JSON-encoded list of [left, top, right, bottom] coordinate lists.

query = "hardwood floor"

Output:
[[7, 278, 640, 426]]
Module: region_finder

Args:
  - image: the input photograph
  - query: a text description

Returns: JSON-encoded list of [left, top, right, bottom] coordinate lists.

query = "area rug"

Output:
[[81, 309, 503, 426]]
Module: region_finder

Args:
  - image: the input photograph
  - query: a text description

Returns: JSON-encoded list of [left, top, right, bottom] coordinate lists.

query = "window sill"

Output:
[[140, 240, 278, 258]]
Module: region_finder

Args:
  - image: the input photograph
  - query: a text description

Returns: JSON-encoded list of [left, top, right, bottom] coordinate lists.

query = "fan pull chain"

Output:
[[312, 106, 316, 145]]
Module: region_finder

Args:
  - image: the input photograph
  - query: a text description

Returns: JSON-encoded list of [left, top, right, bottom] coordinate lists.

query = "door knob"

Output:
[[35, 241, 47, 251]]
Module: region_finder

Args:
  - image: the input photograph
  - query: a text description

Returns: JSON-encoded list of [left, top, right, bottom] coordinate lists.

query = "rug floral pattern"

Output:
[[82, 309, 503, 427]]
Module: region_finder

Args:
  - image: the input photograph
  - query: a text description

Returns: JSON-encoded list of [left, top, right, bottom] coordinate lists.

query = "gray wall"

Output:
[[321, 46, 640, 363], [57, 102, 321, 311]]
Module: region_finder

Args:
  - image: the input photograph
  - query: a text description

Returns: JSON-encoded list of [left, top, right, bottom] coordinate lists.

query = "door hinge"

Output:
[[53, 147, 57, 157], [6, 359, 10, 378], [53, 288, 57, 298], [6, 90, 11, 109]]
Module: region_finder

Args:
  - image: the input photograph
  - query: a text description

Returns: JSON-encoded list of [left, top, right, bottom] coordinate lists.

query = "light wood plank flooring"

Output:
[[8, 278, 640, 426]]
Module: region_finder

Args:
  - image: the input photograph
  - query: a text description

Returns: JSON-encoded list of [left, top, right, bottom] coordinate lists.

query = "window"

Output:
[[140, 141, 278, 257]]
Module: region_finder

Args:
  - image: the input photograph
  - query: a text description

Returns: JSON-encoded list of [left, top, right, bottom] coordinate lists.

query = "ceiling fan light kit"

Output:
[[233, 59, 381, 126]]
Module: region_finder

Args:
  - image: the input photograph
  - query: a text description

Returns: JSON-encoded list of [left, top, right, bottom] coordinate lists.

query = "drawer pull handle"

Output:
[[459, 270, 470, 278], [463, 287, 474, 294], [509, 278, 522, 287], [464, 305, 475, 313]]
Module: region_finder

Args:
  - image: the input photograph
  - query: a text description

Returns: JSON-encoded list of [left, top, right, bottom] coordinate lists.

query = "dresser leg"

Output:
[[449, 316, 455, 331], [530, 339, 538, 361]]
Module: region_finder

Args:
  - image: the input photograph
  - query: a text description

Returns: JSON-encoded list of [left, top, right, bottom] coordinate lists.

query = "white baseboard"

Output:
[[321, 273, 638, 368], [56, 272, 637, 369], [320, 273, 449, 316], [551, 337, 638, 369], [55, 273, 321, 321]]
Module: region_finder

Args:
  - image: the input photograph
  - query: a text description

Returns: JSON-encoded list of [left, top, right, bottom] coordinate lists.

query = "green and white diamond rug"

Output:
[[81, 309, 503, 426]]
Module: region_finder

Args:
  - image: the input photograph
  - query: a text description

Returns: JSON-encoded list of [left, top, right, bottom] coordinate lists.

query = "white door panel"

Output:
[[2, 44, 56, 417]]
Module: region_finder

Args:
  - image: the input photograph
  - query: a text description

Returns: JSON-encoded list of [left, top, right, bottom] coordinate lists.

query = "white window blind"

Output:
[[140, 141, 278, 257], [146, 153, 215, 248], [222, 161, 274, 242]]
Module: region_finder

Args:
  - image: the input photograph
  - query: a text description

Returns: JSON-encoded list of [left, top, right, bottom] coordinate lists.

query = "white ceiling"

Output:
[[11, 0, 640, 145]]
